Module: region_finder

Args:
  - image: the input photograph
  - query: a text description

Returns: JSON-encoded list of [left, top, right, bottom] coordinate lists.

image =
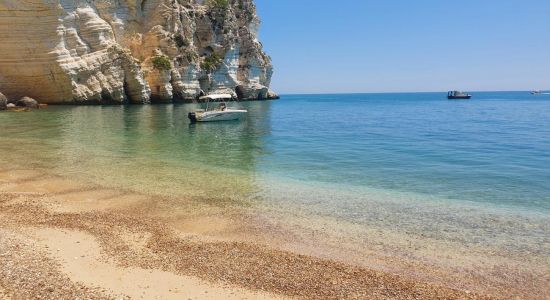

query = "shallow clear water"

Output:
[[1, 92, 549, 255]]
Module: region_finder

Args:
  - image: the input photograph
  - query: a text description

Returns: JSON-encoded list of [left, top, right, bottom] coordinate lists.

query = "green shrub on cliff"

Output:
[[201, 52, 223, 72], [152, 55, 172, 71]]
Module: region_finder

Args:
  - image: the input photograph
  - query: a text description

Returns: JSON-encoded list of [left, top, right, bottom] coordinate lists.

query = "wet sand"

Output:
[[0, 168, 534, 299]]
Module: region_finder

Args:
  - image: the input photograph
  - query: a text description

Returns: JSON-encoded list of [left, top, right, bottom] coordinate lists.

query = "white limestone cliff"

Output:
[[0, 0, 276, 104]]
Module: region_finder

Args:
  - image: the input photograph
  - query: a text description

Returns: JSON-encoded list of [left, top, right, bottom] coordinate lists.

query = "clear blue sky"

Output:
[[255, 0, 550, 94]]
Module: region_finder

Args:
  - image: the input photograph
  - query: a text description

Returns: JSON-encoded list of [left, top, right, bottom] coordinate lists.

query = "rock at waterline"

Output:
[[0, 92, 7, 110], [16, 97, 40, 109], [267, 89, 280, 100]]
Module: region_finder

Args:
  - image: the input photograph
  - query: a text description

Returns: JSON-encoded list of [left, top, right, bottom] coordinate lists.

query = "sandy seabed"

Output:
[[0, 168, 542, 299]]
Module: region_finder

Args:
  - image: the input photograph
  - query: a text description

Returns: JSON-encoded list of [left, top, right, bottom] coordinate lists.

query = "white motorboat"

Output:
[[188, 94, 247, 123]]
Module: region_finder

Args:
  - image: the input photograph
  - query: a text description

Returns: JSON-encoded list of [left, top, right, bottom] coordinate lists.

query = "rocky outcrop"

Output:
[[16, 97, 40, 109], [0, 0, 276, 104], [0, 92, 7, 110]]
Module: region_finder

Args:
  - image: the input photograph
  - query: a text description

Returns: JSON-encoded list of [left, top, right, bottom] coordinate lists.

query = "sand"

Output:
[[0, 168, 509, 299], [34, 228, 281, 300]]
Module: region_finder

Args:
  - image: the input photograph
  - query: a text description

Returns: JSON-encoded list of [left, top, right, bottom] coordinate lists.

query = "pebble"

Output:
[[0, 188, 495, 300]]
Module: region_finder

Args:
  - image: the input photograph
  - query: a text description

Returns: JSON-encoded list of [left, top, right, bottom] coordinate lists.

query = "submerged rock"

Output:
[[0, 0, 275, 104], [0, 92, 7, 110], [16, 97, 39, 109]]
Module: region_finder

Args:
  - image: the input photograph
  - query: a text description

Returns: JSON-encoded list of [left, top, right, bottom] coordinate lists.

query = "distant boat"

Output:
[[447, 91, 472, 100], [188, 94, 248, 123], [531, 90, 542, 95]]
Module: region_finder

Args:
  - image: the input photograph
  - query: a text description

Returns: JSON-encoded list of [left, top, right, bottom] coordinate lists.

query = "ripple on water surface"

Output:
[[1, 92, 549, 260]]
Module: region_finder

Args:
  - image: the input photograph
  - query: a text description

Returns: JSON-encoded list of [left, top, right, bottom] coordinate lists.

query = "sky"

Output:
[[254, 0, 550, 94]]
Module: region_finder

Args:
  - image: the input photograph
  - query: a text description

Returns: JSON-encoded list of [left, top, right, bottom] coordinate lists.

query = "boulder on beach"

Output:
[[16, 97, 40, 109], [0, 92, 7, 110]]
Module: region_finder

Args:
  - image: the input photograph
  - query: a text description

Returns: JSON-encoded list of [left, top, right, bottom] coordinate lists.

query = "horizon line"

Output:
[[276, 89, 547, 96]]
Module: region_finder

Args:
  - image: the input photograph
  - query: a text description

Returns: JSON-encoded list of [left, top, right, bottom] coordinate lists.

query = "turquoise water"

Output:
[[262, 92, 550, 213], [2, 92, 550, 212], [3, 92, 549, 295], [1, 92, 549, 252]]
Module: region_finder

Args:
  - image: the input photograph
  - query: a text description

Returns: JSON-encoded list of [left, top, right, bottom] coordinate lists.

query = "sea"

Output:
[[1, 92, 549, 291]]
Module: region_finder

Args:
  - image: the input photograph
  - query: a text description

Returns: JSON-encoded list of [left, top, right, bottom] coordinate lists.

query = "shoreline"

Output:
[[35, 96, 281, 106], [0, 96, 279, 109], [0, 168, 499, 299]]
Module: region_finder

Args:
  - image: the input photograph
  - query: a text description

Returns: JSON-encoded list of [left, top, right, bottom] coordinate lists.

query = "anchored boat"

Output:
[[188, 94, 247, 123], [447, 91, 472, 100]]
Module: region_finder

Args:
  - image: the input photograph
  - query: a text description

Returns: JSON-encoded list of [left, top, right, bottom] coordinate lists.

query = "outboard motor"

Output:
[[188, 112, 197, 123]]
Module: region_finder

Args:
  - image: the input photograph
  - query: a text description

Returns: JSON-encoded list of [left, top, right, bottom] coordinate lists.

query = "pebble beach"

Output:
[[0, 168, 497, 300]]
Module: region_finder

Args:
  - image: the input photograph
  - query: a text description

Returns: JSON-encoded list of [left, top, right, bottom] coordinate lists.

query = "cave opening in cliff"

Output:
[[140, 0, 147, 14], [199, 78, 210, 93], [200, 46, 214, 57], [235, 85, 245, 99], [100, 89, 116, 105]]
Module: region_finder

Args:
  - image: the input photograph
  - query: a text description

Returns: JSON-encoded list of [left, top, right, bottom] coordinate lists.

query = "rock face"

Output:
[[0, 92, 7, 110], [0, 0, 276, 104]]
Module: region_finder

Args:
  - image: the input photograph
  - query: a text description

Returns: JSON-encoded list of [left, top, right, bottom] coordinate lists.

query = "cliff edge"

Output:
[[0, 0, 276, 104]]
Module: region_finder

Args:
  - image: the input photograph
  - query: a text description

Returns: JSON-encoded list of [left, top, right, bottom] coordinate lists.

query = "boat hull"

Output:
[[189, 110, 247, 123], [447, 96, 471, 100]]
